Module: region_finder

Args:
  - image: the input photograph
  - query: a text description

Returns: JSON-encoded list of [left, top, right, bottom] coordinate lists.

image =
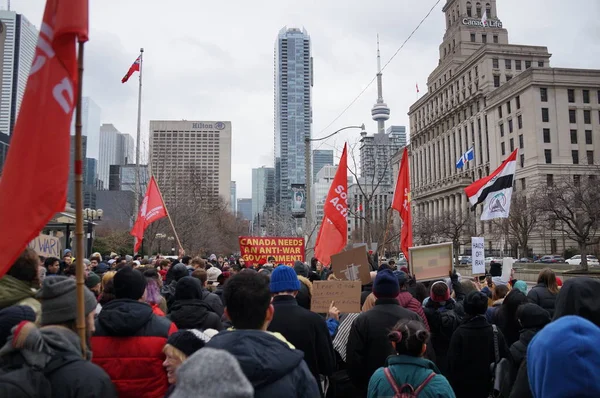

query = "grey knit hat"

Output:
[[171, 348, 253, 398], [36, 276, 97, 326]]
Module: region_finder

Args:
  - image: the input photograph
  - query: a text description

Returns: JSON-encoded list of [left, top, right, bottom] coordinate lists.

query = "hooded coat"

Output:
[[91, 299, 178, 398], [509, 303, 550, 369], [0, 275, 41, 321], [161, 264, 189, 309], [527, 283, 557, 318], [423, 299, 462, 375], [206, 329, 320, 398], [168, 277, 223, 331], [296, 276, 313, 310], [495, 290, 529, 346]]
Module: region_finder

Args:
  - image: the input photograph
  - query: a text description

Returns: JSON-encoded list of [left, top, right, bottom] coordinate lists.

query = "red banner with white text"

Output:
[[239, 236, 305, 266]]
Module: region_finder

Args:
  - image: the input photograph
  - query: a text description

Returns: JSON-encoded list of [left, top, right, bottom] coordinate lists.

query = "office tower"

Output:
[[99, 124, 134, 189], [0, 11, 38, 135], [71, 97, 102, 160], [274, 27, 313, 211], [251, 166, 275, 224], [237, 198, 252, 221], [230, 181, 237, 213], [359, 127, 405, 187], [109, 164, 149, 194], [312, 149, 333, 182], [386, 125, 407, 148], [150, 120, 232, 207]]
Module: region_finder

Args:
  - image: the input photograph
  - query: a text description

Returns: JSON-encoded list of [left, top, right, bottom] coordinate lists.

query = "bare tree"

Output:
[[538, 174, 600, 270], [436, 209, 474, 267], [491, 192, 539, 258], [412, 211, 439, 246]]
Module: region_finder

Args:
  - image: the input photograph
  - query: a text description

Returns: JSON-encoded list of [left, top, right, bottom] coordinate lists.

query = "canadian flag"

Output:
[[392, 147, 413, 259]]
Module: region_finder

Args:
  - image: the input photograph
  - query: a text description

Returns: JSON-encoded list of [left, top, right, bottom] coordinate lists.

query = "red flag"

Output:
[[122, 55, 141, 83], [314, 144, 348, 265], [131, 176, 168, 253], [392, 147, 413, 259], [0, 0, 88, 278]]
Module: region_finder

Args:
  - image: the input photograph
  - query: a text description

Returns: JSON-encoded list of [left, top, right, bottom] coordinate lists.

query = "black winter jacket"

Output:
[[527, 283, 557, 317], [423, 299, 462, 375], [168, 300, 223, 331], [346, 298, 421, 394], [206, 329, 320, 398], [200, 288, 224, 317], [509, 303, 550, 369]]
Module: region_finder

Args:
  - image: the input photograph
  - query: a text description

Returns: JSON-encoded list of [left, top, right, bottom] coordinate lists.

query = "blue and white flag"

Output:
[[456, 147, 474, 169]]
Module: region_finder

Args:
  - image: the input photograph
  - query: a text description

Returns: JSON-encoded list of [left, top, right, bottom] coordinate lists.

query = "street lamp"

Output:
[[304, 124, 366, 256], [83, 208, 103, 258], [155, 233, 167, 254], [167, 236, 175, 255]]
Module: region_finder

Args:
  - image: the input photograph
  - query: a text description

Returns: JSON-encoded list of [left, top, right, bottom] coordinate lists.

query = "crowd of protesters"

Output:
[[0, 248, 599, 398]]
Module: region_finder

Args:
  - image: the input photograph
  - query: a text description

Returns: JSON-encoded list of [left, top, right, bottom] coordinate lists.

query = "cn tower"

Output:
[[371, 35, 390, 134]]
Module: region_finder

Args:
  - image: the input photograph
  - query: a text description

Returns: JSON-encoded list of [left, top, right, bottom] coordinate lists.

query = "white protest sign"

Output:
[[471, 237, 485, 274], [501, 257, 515, 283]]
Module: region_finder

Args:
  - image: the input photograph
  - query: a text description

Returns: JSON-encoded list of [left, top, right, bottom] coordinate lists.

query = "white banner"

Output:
[[472, 237, 485, 274]]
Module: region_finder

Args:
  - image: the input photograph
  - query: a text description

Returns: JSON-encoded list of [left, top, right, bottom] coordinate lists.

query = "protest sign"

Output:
[[28, 234, 61, 258], [311, 280, 361, 313], [331, 245, 372, 284], [408, 242, 453, 282], [239, 236, 305, 266], [501, 257, 515, 283], [472, 237, 486, 275]]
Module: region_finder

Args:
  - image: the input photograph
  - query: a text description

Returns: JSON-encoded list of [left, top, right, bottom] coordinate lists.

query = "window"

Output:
[[505, 59, 512, 69], [518, 114, 523, 129], [521, 179, 526, 190], [476, 3, 482, 17], [494, 75, 500, 87], [500, 123, 505, 137], [471, 33, 476, 42], [584, 110, 591, 124], [520, 154, 525, 167], [588, 150, 594, 165], [515, 60, 522, 70], [516, 95, 521, 109], [482, 34, 487, 43], [506, 75, 512, 81], [509, 119, 514, 133], [525, 61, 531, 69], [510, 138, 514, 151], [493, 35, 498, 43], [572, 150, 579, 164], [540, 88, 548, 102], [568, 89, 575, 103], [583, 90, 590, 104], [571, 130, 578, 144], [547, 174, 554, 186], [569, 109, 576, 124], [586, 130, 592, 145], [498, 106, 503, 118], [519, 134, 524, 149], [543, 128, 551, 143], [467, 2, 472, 16], [542, 108, 549, 122], [507, 101, 512, 114], [544, 149, 552, 164], [492, 58, 499, 69], [538, 61, 544, 67], [501, 142, 506, 155]]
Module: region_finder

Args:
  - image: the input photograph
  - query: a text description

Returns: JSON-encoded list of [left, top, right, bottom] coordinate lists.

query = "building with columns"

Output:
[[408, 0, 600, 256]]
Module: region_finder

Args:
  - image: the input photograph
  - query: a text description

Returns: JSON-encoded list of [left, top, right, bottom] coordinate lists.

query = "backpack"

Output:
[[489, 325, 512, 398], [0, 352, 82, 398], [383, 368, 436, 398]]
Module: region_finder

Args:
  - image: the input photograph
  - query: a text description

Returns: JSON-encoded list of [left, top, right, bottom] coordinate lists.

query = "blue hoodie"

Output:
[[527, 315, 600, 398]]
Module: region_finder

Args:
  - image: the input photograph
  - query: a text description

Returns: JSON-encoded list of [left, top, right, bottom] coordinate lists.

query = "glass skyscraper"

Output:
[[274, 27, 313, 212], [312, 149, 333, 182]]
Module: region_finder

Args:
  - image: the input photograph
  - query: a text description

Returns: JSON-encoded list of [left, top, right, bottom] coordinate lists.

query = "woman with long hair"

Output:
[[143, 267, 167, 315], [527, 268, 559, 317]]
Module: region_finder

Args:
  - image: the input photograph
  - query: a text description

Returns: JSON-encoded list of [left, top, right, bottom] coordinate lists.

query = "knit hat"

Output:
[[513, 280, 528, 294], [373, 269, 400, 299], [171, 348, 254, 398], [400, 266, 409, 274], [171, 263, 189, 282], [430, 281, 450, 303], [166, 329, 212, 358], [556, 277, 563, 287], [85, 272, 101, 289], [270, 265, 300, 293], [113, 266, 147, 300], [94, 263, 109, 275], [393, 270, 408, 288], [63, 249, 72, 257], [207, 267, 222, 283], [36, 276, 97, 326], [293, 261, 309, 277], [463, 290, 489, 316], [527, 316, 600, 398], [0, 305, 36, 346], [175, 277, 203, 301], [377, 263, 390, 273]]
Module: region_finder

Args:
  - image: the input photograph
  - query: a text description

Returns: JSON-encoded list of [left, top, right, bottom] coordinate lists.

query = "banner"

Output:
[[291, 184, 306, 219], [28, 234, 61, 258], [239, 236, 305, 265], [311, 281, 361, 313], [472, 237, 485, 274]]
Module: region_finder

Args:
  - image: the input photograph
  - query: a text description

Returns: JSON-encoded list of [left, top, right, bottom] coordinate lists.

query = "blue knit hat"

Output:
[[373, 269, 399, 298], [513, 280, 527, 294], [270, 265, 300, 293]]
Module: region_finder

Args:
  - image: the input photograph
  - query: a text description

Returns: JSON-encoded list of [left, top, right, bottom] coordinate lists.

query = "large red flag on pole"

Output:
[[314, 144, 348, 265], [131, 176, 168, 253], [392, 147, 413, 259], [0, 0, 88, 278]]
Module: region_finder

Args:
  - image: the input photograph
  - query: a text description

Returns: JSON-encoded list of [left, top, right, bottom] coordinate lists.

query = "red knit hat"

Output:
[[556, 277, 563, 287], [430, 281, 451, 303], [258, 258, 267, 266]]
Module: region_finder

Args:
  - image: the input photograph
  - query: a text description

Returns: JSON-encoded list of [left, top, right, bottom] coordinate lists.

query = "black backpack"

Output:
[[0, 352, 82, 398]]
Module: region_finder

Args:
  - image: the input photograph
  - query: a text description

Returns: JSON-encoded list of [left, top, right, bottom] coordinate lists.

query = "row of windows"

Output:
[[542, 128, 594, 145], [541, 149, 595, 165], [567, 89, 600, 104], [540, 108, 597, 124], [470, 33, 499, 44], [493, 58, 543, 70]]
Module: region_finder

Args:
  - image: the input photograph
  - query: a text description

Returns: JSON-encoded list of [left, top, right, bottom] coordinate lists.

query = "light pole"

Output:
[[304, 124, 366, 257], [155, 233, 167, 254], [167, 236, 175, 256], [83, 208, 103, 258]]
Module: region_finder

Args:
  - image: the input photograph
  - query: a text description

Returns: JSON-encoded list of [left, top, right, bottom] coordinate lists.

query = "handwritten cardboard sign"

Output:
[[28, 234, 61, 258], [311, 280, 361, 314], [331, 245, 371, 284], [408, 242, 453, 282]]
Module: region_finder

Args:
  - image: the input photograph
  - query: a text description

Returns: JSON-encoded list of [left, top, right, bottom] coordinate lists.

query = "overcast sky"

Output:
[[10, 0, 600, 197]]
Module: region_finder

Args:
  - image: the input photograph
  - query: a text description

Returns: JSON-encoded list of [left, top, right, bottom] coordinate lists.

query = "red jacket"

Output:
[[91, 299, 177, 398], [151, 303, 165, 316], [397, 291, 430, 331]]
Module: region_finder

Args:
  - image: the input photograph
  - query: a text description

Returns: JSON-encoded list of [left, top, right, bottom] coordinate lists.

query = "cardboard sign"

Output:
[[311, 280, 361, 314], [408, 242, 453, 282], [472, 237, 486, 275], [501, 257, 514, 283], [28, 234, 61, 258], [239, 236, 305, 266], [331, 245, 371, 284]]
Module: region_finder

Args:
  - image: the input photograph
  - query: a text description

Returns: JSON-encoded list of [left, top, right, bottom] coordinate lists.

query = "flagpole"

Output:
[[153, 176, 184, 254], [74, 41, 87, 357], [133, 48, 143, 233]]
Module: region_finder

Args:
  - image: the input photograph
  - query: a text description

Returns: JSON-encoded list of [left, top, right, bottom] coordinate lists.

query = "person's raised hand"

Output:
[[328, 301, 340, 321]]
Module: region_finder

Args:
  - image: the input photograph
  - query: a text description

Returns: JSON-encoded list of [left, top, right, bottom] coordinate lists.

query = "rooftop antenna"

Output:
[[7, 0, 10, 11]]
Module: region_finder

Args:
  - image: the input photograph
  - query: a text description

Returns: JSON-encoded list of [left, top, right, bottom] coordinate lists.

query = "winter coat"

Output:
[[509, 303, 550, 370], [91, 299, 178, 398], [347, 297, 421, 393], [296, 275, 313, 310], [446, 315, 510, 398], [0, 324, 116, 398], [200, 288, 224, 317], [151, 303, 165, 316], [485, 299, 503, 324], [267, 295, 335, 394], [423, 299, 462, 375], [168, 299, 223, 331], [527, 283, 557, 318], [361, 291, 430, 331], [495, 290, 529, 347], [368, 355, 456, 398], [206, 329, 320, 398], [509, 359, 533, 398], [0, 275, 41, 323], [160, 280, 177, 309], [214, 285, 224, 305]]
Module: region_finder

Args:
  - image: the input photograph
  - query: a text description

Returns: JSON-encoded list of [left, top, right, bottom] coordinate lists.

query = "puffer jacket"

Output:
[[527, 283, 557, 317]]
